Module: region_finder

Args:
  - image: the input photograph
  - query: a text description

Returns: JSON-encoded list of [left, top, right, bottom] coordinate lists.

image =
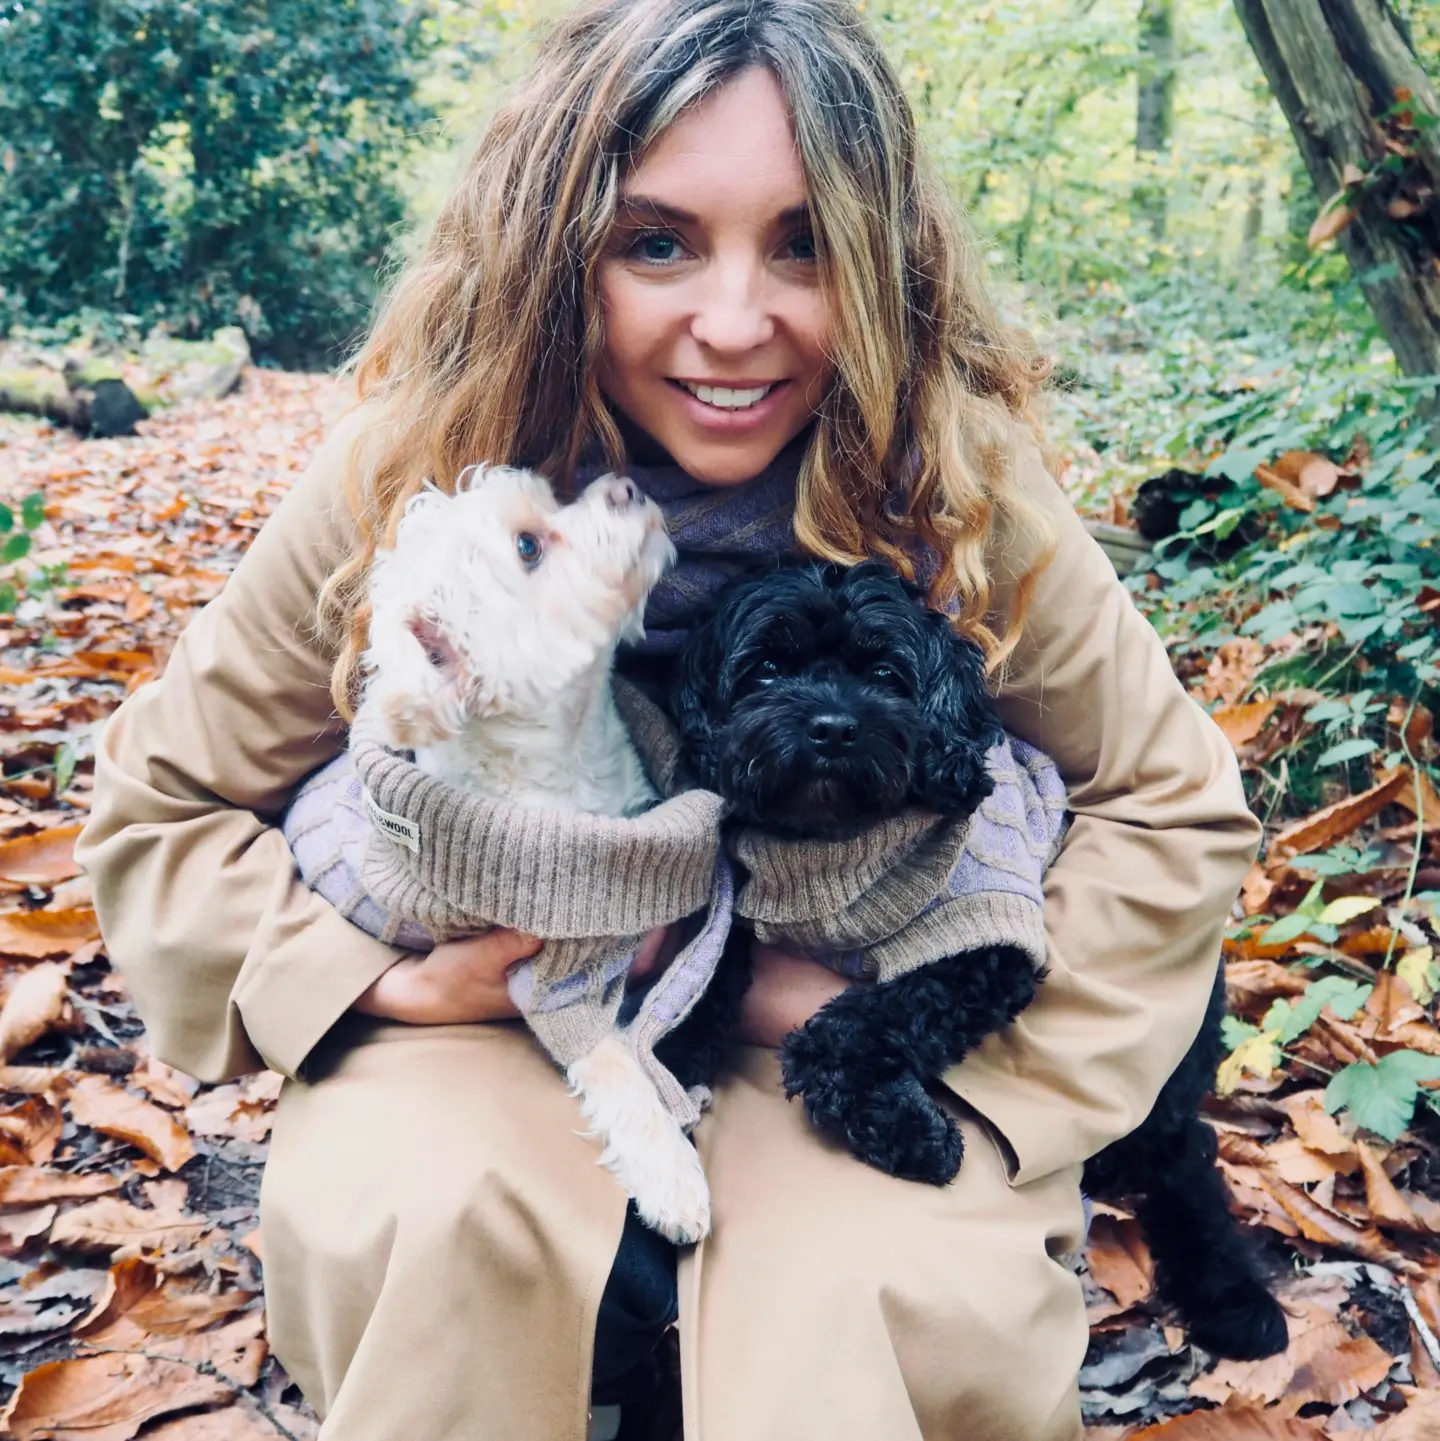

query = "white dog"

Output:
[[357, 464, 714, 1243]]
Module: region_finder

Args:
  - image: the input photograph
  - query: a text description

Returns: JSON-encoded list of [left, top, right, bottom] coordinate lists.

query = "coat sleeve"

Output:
[[73, 408, 412, 1083], [944, 431, 1262, 1185]]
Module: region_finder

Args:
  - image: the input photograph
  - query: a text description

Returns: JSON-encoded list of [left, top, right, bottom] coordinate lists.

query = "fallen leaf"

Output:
[[143, 1407, 287, 1440], [1365, 971, 1424, 1032], [1269, 771, 1410, 859], [0, 1093, 64, 1164], [0, 961, 70, 1061], [1213, 700, 1279, 749], [1396, 948, 1436, 1006], [1131, 1399, 1325, 1435], [1241, 863, 1275, 916], [0, 1064, 71, 1093], [129, 1057, 200, 1110], [0, 1351, 234, 1441], [1256, 463, 1316, 512], [1355, 1140, 1436, 1234], [77, 1258, 256, 1339], [0, 1266, 108, 1341], [0, 1203, 57, 1250], [1191, 1299, 1392, 1411], [0, 825, 85, 886], [82, 1309, 266, 1388], [1085, 1214, 1155, 1310], [0, 906, 101, 959], [1277, 1091, 1359, 1160], [1217, 1031, 1282, 1094], [1270, 451, 1342, 501], [49, 1197, 208, 1256], [67, 1075, 196, 1172], [0, 1166, 126, 1205], [1374, 1388, 1440, 1438], [1260, 1172, 1420, 1274]]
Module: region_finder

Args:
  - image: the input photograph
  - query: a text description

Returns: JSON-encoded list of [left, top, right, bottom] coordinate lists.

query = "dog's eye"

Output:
[[515, 532, 543, 568], [868, 663, 902, 687], [754, 659, 782, 686]]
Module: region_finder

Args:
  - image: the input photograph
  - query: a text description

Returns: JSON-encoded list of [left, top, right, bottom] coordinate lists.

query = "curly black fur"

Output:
[[660, 559, 1288, 1360], [1082, 963, 1289, 1359]]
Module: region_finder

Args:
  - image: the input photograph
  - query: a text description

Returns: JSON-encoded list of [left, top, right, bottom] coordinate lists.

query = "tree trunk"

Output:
[[1232, 0, 1440, 384], [1137, 0, 1179, 237], [1138, 0, 1178, 153]]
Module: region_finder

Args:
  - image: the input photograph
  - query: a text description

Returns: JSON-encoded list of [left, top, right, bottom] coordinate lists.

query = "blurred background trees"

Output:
[[0, 0, 440, 366], [0, 0, 1435, 404]]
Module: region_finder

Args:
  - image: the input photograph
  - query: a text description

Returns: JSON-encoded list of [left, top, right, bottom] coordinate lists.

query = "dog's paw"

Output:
[[627, 1134, 712, 1246], [1183, 1279, 1290, 1360], [790, 1063, 964, 1186], [567, 1037, 712, 1245]]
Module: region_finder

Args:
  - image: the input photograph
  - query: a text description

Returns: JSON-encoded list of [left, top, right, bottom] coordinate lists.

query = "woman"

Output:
[[75, 2, 1261, 1438]]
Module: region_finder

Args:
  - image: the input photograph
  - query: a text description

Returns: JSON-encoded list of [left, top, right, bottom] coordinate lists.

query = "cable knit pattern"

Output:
[[282, 678, 730, 1127], [730, 733, 1069, 983]]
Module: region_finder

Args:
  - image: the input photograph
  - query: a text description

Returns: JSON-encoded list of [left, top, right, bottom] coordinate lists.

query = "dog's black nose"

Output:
[[603, 477, 643, 510], [807, 713, 858, 757]]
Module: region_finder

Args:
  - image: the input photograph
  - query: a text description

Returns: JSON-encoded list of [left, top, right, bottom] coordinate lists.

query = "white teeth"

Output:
[[683, 383, 774, 410]]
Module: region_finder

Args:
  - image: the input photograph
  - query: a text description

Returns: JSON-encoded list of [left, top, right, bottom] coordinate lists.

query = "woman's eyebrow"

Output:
[[614, 195, 812, 228]]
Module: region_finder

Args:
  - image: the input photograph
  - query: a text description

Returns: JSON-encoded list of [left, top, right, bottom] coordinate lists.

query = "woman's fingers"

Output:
[[353, 929, 541, 1025]]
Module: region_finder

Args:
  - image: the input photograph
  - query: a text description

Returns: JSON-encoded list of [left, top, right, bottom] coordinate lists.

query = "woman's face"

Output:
[[596, 66, 833, 487]]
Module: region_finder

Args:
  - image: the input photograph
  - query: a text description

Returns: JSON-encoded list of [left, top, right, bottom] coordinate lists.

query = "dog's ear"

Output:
[[913, 616, 1002, 815], [668, 613, 726, 789]]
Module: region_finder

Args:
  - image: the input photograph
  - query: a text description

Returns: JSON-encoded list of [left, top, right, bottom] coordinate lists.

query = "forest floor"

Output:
[[0, 370, 1438, 1440]]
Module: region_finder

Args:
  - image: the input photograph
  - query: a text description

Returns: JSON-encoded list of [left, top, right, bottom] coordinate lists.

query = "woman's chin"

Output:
[[652, 429, 800, 487]]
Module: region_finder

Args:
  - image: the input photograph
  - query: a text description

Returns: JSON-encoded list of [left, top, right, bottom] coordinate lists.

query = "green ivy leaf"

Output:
[[0, 504, 12, 533], [1261, 910, 1316, 945], [0, 582, 15, 615], [1263, 975, 1373, 1045], [1221, 1015, 1260, 1051], [1, 533, 31, 565], [1324, 1051, 1440, 1141], [1317, 737, 1378, 766], [53, 740, 77, 796], [20, 492, 45, 531]]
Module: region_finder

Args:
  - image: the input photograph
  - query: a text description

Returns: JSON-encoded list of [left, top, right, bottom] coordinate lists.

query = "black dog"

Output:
[[658, 560, 1288, 1361]]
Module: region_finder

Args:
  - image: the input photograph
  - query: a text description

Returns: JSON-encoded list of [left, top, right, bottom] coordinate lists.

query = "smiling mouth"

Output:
[[673, 380, 781, 411]]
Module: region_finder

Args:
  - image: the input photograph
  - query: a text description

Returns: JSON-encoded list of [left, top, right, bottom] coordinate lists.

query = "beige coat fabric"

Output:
[[75, 407, 1262, 1441]]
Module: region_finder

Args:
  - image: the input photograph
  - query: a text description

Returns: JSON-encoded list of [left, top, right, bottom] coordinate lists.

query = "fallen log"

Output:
[[0, 366, 148, 438]]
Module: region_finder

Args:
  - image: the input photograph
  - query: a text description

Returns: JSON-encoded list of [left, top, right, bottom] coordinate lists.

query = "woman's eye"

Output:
[[630, 230, 686, 266], [784, 230, 818, 263], [516, 532, 543, 568]]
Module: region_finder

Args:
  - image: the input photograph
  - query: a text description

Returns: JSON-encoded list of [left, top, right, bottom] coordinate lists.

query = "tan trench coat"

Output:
[[75, 408, 1262, 1441]]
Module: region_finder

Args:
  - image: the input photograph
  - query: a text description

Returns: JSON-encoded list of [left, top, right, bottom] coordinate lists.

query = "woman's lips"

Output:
[[667, 378, 792, 433]]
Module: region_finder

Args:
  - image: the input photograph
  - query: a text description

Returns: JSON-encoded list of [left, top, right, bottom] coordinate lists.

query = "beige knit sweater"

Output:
[[730, 735, 1069, 981], [285, 679, 730, 1126]]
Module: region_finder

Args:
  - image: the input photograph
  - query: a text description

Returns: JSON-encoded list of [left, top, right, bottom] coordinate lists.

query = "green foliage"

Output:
[[0, 0, 440, 366], [0, 489, 46, 615], [1262, 975, 1372, 1045], [1324, 1051, 1440, 1142]]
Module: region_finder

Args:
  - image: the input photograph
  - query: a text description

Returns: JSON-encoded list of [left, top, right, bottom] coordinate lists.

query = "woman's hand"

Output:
[[738, 943, 854, 1048], [353, 922, 682, 1026]]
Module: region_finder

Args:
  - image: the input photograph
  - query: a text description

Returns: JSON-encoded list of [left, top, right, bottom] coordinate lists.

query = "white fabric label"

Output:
[[363, 788, 421, 854]]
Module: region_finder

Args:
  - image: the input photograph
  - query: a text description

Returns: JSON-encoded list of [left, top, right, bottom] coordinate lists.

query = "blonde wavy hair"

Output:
[[320, 0, 1057, 721]]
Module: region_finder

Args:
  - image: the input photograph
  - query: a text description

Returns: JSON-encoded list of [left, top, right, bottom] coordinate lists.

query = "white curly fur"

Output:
[[357, 464, 710, 1238]]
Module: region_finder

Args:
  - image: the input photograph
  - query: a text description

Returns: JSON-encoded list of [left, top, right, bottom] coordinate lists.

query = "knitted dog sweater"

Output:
[[283, 679, 730, 1127], [730, 735, 1069, 980]]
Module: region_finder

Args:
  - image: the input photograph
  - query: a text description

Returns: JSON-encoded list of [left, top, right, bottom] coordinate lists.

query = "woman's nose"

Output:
[[689, 261, 776, 352]]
